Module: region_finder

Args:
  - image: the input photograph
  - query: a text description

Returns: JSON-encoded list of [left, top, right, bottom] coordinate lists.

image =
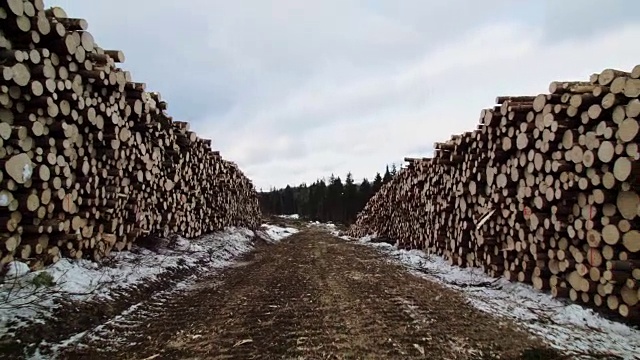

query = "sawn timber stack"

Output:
[[349, 64, 640, 323], [0, 1, 261, 269]]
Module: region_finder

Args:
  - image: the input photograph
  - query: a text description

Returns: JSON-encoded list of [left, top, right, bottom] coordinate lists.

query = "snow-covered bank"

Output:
[[258, 224, 299, 243], [0, 224, 296, 337], [308, 221, 340, 235], [348, 235, 640, 360]]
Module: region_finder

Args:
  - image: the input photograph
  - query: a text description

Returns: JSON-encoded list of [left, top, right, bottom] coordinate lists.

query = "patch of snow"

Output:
[[349, 234, 640, 359], [4, 261, 30, 279], [31, 300, 150, 360], [307, 221, 343, 237], [19, 224, 299, 359], [22, 162, 33, 182], [38, 330, 89, 359], [259, 224, 299, 243], [277, 214, 300, 220], [0, 192, 9, 206], [0, 226, 257, 338]]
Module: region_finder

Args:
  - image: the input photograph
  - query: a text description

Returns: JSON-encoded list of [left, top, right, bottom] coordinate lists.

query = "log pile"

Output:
[[349, 64, 640, 322], [0, 1, 261, 269]]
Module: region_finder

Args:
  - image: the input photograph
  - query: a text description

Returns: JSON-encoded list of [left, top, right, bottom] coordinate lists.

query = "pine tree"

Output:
[[382, 165, 392, 184], [296, 183, 309, 217], [372, 172, 383, 194], [343, 172, 358, 224], [271, 187, 283, 214], [313, 179, 328, 220], [282, 185, 295, 214], [358, 178, 372, 213], [327, 175, 343, 222], [259, 164, 394, 223]]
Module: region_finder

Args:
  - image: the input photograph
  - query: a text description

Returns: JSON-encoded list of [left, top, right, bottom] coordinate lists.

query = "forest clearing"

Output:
[[2, 220, 639, 359], [2, 0, 640, 359]]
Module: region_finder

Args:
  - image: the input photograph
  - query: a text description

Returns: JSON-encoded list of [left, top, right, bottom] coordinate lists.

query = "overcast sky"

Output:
[[48, 0, 640, 190]]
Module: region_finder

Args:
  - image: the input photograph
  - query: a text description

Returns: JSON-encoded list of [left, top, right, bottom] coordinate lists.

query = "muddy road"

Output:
[[55, 229, 556, 359]]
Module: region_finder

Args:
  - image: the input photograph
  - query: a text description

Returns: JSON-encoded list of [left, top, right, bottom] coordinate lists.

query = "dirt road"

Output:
[[57, 229, 557, 359]]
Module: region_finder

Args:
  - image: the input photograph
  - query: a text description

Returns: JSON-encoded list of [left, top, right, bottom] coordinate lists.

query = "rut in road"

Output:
[[58, 229, 557, 359]]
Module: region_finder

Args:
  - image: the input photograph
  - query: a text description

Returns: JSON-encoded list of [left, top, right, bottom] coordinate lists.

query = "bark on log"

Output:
[[350, 63, 640, 323], [0, 3, 262, 271]]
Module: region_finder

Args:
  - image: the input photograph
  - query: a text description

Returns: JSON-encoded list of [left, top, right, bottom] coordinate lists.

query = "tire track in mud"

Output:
[[55, 229, 559, 359]]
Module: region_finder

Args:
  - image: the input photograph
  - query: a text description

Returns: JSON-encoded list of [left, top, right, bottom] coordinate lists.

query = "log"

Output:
[[0, 3, 262, 270], [3, 153, 33, 183], [350, 63, 640, 323]]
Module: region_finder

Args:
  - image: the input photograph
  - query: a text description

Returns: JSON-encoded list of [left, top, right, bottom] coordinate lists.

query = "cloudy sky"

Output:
[[48, 0, 640, 190]]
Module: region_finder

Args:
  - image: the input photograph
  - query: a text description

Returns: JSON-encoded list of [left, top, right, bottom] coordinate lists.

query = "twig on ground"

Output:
[[444, 278, 502, 289]]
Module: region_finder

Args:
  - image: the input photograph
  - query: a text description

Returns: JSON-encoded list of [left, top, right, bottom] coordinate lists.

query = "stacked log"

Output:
[[349, 64, 640, 322], [0, 1, 260, 269]]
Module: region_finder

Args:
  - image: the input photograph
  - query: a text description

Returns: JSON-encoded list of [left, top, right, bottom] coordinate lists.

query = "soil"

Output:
[[8, 229, 562, 359]]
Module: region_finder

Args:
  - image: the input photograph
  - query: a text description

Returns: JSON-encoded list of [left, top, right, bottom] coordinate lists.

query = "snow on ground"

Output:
[[308, 221, 340, 235], [258, 224, 299, 243], [4, 262, 30, 279], [0, 224, 296, 337], [277, 214, 300, 220], [348, 235, 640, 360]]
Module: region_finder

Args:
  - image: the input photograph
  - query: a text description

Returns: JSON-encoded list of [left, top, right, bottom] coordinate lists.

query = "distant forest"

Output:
[[259, 164, 400, 224]]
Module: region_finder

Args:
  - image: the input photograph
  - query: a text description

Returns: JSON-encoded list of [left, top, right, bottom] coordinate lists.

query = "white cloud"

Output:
[[220, 22, 640, 188], [45, 0, 640, 189]]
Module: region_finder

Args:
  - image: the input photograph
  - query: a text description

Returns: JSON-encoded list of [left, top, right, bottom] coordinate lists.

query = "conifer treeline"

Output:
[[259, 164, 399, 224]]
